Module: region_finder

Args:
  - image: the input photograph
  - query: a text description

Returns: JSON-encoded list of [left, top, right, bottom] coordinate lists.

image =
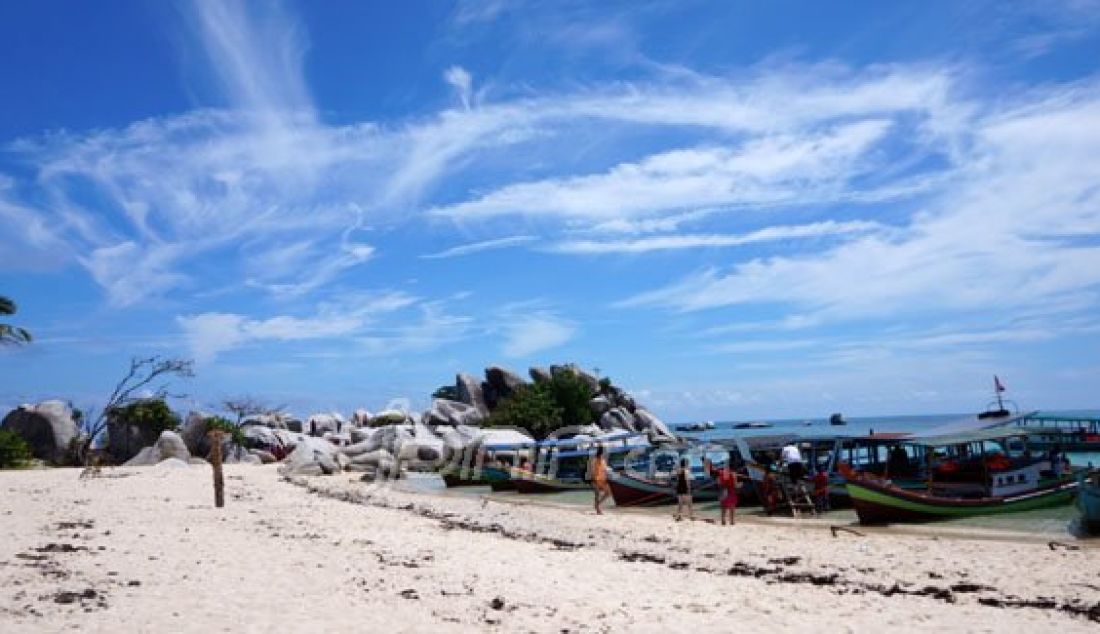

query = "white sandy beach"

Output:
[[1, 464, 1098, 633]]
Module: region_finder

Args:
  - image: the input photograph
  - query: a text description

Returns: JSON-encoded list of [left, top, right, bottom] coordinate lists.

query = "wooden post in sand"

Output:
[[209, 430, 225, 508]]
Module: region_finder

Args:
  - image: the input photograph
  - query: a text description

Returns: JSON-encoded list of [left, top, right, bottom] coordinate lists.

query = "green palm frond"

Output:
[[0, 296, 15, 316], [0, 324, 32, 344]]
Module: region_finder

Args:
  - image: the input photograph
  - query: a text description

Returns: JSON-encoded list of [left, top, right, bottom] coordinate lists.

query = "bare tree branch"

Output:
[[80, 356, 194, 463]]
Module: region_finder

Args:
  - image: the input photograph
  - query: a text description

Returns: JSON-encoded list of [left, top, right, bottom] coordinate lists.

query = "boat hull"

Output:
[[1076, 474, 1100, 530], [439, 465, 515, 489], [846, 478, 1077, 525], [607, 472, 721, 507], [511, 473, 590, 494]]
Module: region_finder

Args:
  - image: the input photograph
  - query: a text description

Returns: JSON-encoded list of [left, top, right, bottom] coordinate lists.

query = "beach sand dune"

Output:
[[1, 465, 1097, 632]]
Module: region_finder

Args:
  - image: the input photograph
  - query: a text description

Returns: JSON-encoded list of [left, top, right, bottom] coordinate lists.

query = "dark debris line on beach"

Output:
[[614, 548, 1100, 623], [286, 476, 1100, 624]]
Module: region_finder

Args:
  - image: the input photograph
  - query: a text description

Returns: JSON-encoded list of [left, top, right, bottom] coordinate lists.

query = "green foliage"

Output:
[[0, 295, 32, 345], [0, 429, 32, 469], [205, 415, 245, 447], [483, 369, 596, 438], [484, 384, 563, 439], [109, 398, 180, 436], [545, 370, 595, 428], [432, 385, 459, 401], [597, 377, 613, 395]]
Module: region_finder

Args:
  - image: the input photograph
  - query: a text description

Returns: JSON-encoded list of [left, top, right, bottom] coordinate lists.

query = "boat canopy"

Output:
[[910, 427, 1033, 448]]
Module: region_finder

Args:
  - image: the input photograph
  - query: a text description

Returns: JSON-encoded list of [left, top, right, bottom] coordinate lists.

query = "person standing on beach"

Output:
[[717, 459, 738, 525], [674, 458, 693, 521], [591, 446, 612, 515]]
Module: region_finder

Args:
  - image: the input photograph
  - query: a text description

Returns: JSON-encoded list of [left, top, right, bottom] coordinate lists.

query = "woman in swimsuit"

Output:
[[591, 446, 612, 515], [675, 458, 693, 521]]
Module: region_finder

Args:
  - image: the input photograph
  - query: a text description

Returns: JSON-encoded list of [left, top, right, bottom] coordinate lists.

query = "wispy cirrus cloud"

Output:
[[621, 82, 1100, 325], [429, 120, 897, 222], [495, 305, 577, 358], [549, 221, 884, 254], [421, 235, 537, 259]]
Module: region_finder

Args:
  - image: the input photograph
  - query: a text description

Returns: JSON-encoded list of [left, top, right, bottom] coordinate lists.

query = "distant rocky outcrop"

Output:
[[422, 362, 677, 446], [1, 400, 82, 464]]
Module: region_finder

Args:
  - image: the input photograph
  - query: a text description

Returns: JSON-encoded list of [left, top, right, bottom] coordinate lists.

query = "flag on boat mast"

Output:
[[994, 375, 1006, 393]]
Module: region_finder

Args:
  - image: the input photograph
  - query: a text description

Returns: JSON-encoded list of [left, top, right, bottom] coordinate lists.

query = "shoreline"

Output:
[[2, 465, 1098, 631], [397, 472, 1098, 547]]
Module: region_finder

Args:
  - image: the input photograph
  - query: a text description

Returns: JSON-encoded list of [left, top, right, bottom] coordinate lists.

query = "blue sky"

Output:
[[2, 1, 1100, 422]]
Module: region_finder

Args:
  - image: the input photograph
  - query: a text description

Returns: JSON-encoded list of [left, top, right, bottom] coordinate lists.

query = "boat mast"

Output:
[[994, 375, 1005, 412]]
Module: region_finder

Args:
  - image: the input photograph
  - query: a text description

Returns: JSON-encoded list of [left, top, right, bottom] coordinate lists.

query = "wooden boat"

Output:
[[846, 477, 1077, 524], [843, 428, 1078, 525], [606, 443, 741, 507], [500, 432, 651, 495], [1076, 470, 1100, 531], [437, 430, 535, 489], [607, 470, 721, 506], [440, 464, 515, 490], [510, 469, 592, 494]]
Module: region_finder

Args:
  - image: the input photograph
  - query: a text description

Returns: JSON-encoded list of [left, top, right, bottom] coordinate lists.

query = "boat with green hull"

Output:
[[843, 427, 1078, 525], [847, 477, 1077, 524]]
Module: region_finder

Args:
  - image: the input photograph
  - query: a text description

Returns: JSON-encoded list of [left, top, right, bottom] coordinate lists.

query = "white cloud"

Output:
[[444, 65, 474, 110], [500, 311, 576, 357], [421, 235, 536, 259], [550, 221, 884, 254], [177, 292, 416, 362], [621, 83, 1100, 324], [429, 121, 895, 221]]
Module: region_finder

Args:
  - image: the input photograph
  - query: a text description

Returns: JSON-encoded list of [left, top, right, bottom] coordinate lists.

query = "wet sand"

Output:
[[1, 464, 1097, 632]]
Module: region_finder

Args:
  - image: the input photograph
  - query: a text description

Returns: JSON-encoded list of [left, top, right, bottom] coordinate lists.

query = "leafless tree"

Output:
[[79, 356, 194, 463], [222, 396, 286, 424]]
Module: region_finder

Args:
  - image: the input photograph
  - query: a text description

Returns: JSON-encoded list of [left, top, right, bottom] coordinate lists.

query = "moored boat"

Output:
[[843, 428, 1078, 525], [500, 431, 651, 494], [846, 477, 1077, 524], [1076, 470, 1100, 531]]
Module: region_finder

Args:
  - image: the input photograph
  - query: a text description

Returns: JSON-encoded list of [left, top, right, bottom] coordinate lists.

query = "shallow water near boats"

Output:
[[401, 472, 1098, 541]]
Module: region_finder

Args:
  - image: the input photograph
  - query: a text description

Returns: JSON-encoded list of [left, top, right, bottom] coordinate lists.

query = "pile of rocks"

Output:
[[424, 364, 677, 443], [1, 363, 676, 478]]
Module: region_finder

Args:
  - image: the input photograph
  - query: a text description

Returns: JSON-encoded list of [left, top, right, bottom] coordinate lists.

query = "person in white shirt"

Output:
[[781, 442, 805, 483]]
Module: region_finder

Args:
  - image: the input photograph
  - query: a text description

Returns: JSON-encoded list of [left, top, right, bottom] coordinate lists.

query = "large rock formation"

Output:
[[370, 409, 412, 427], [482, 366, 526, 409], [106, 410, 166, 464], [1, 400, 81, 464], [123, 430, 191, 466], [278, 437, 342, 476], [599, 407, 636, 432], [589, 396, 612, 416], [306, 412, 346, 437], [633, 408, 676, 442], [424, 399, 484, 428], [180, 412, 218, 458], [528, 366, 552, 384], [455, 373, 489, 416]]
